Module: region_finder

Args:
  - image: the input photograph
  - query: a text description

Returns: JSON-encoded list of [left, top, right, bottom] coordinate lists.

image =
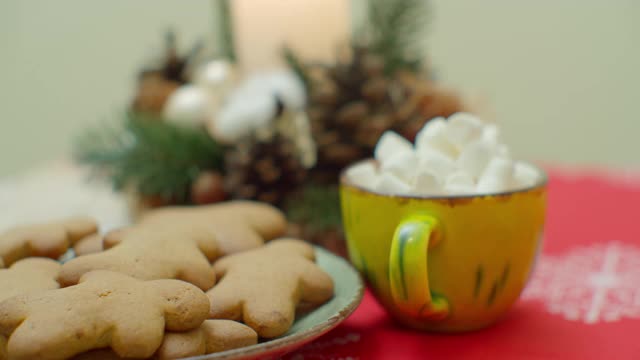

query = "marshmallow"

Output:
[[457, 139, 494, 180], [375, 172, 412, 195], [444, 172, 475, 194], [482, 123, 500, 144], [445, 112, 483, 149], [347, 161, 379, 189], [362, 112, 526, 197], [412, 170, 441, 195], [476, 157, 514, 193], [381, 151, 419, 182], [374, 131, 413, 163], [418, 149, 457, 181], [444, 183, 476, 195], [446, 171, 475, 187], [415, 117, 458, 158], [513, 161, 540, 188]]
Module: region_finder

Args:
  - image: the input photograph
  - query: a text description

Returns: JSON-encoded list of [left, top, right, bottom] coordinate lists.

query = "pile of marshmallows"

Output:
[[347, 113, 541, 196]]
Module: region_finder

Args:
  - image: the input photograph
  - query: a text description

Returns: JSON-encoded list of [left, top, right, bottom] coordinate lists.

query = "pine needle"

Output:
[[286, 185, 342, 232], [283, 46, 311, 91], [358, 0, 430, 74], [74, 113, 225, 203], [217, 0, 236, 62]]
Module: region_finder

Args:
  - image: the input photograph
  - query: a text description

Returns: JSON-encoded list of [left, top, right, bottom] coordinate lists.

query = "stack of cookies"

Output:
[[0, 201, 335, 359]]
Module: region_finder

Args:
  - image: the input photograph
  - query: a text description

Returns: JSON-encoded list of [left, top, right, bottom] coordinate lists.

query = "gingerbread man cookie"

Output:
[[136, 200, 288, 254], [0, 258, 62, 360], [71, 320, 257, 360], [73, 234, 104, 256], [0, 271, 209, 360], [0, 217, 97, 267], [0, 258, 61, 302], [207, 239, 334, 338], [59, 226, 218, 291], [156, 320, 258, 359], [59, 202, 287, 290]]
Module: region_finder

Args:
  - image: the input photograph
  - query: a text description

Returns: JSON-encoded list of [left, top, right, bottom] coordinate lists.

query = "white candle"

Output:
[[232, 0, 350, 72]]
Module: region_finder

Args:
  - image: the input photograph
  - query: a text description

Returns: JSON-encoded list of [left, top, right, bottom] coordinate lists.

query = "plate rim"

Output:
[[188, 247, 365, 360]]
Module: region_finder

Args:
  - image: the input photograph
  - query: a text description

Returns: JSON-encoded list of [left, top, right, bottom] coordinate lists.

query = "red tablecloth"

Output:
[[286, 169, 640, 360]]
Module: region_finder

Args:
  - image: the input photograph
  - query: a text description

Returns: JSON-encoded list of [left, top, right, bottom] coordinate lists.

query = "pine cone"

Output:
[[306, 46, 466, 184], [225, 135, 307, 207]]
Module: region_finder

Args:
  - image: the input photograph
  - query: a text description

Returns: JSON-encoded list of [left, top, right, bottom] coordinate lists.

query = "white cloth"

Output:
[[0, 161, 131, 233]]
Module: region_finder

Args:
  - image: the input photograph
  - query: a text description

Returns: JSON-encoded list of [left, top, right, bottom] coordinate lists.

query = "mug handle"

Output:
[[389, 214, 450, 319]]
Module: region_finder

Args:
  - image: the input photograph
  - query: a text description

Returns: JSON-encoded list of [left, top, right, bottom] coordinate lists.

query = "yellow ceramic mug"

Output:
[[340, 160, 547, 332]]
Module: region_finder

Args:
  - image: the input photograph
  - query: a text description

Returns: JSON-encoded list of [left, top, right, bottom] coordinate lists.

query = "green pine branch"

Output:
[[74, 113, 225, 203], [358, 0, 431, 74], [216, 0, 236, 62], [283, 46, 311, 92], [286, 185, 342, 232]]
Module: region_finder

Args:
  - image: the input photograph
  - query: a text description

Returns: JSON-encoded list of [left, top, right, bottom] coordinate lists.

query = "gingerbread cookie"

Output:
[[59, 201, 287, 290], [0, 258, 62, 360], [70, 349, 121, 360], [72, 320, 257, 360], [156, 320, 258, 359], [73, 234, 104, 256], [136, 200, 287, 253], [0, 270, 209, 360], [207, 239, 334, 338], [0, 336, 5, 360], [0, 258, 61, 302], [59, 226, 218, 291], [0, 217, 98, 267]]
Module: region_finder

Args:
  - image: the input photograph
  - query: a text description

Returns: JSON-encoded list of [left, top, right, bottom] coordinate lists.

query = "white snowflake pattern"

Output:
[[522, 242, 640, 324]]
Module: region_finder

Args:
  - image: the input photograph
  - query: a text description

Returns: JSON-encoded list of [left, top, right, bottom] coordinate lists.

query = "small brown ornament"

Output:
[[191, 171, 227, 205], [131, 73, 180, 115]]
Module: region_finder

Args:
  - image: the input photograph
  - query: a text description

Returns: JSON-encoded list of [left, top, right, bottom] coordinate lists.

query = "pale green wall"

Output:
[[0, 0, 215, 176], [427, 1, 640, 168], [1, 1, 638, 176]]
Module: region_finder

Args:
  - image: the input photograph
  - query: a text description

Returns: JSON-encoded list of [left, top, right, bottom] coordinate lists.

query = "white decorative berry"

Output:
[[195, 60, 235, 90], [163, 85, 213, 126]]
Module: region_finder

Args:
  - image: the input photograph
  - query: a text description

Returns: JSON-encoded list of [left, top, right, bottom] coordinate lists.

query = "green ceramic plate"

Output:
[[189, 247, 364, 360]]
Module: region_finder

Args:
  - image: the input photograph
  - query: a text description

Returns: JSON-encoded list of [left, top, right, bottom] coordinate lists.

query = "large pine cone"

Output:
[[307, 47, 464, 184]]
